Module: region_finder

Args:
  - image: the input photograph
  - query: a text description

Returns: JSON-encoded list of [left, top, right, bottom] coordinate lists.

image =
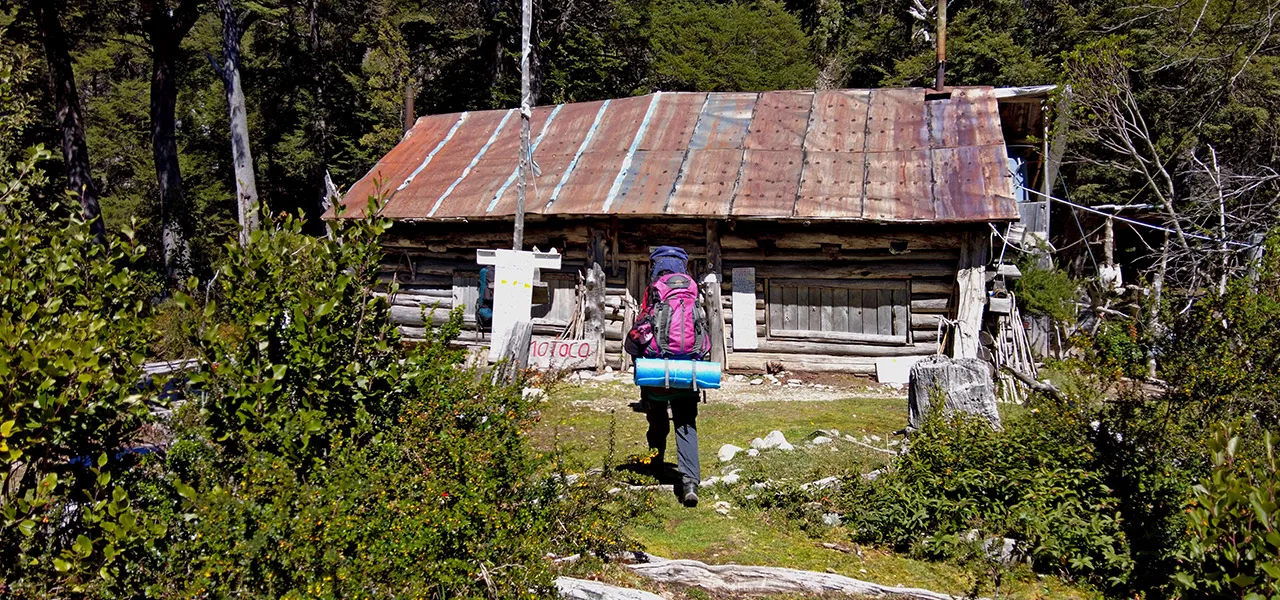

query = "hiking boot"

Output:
[[681, 480, 699, 507]]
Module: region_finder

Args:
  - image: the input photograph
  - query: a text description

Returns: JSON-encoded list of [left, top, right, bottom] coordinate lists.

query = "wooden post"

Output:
[[705, 220, 728, 364], [586, 264, 607, 371], [952, 231, 988, 359], [493, 319, 533, 384], [587, 228, 608, 370], [513, 0, 533, 251]]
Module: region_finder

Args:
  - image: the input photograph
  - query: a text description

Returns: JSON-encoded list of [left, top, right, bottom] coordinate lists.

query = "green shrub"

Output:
[[0, 145, 168, 595], [1014, 257, 1078, 323], [1175, 424, 1280, 598], [148, 206, 639, 597], [841, 400, 1133, 587], [1091, 321, 1147, 380], [1159, 232, 1280, 427]]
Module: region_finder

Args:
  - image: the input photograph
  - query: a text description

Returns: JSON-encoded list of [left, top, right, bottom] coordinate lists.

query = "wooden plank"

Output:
[[849, 289, 863, 333], [769, 329, 908, 346], [731, 267, 759, 350], [452, 274, 479, 323], [768, 282, 783, 334], [892, 288, 909, 337], [877, 289, 893, 336], [834, 287, 849, 332], [754, 340, 937, 356], [705, 220, 728, 363], [911, 297, 949, 313], [952, 230, 989, 358], [809, 287, 822, 331], [820, 287, 834, 331], [778, 284, 788, 327], [861, 289, 877, 334], [796, 286, 809, 330]]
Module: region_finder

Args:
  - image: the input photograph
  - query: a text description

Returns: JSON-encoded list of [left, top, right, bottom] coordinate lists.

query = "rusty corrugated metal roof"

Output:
[[331, 86, 1020, 222]]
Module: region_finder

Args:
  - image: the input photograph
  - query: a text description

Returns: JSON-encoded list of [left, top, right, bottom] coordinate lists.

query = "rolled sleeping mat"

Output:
[[633, 358, 722, 390]]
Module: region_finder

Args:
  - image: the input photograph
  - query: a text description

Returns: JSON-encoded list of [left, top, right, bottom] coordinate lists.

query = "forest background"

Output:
[[1, 0, 1277, 285]]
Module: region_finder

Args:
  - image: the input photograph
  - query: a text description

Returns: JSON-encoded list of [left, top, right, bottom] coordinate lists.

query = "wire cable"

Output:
[[1016, 185, 1258, 249]]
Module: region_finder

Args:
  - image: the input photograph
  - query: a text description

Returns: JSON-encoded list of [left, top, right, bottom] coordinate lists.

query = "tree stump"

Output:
[[908, 355, 1000, 430]]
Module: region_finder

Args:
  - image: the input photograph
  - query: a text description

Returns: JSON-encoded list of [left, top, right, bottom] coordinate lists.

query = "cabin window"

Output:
[[766, 279, 911, 344]]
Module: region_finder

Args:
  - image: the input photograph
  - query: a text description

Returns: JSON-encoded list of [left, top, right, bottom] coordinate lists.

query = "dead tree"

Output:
[[211, 0, 260, 246]]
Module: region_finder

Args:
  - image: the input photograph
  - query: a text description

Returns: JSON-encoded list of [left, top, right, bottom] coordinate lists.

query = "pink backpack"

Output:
[[628, 273, 711, 360]]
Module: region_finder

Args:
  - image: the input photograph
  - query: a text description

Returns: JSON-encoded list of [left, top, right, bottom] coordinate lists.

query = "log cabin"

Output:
[[326, 86, 1055, 376]]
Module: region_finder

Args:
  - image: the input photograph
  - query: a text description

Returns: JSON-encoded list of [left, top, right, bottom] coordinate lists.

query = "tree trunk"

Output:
[[34, 0, 103, 241], [216, 0, 260, 246], [145, 0, 200, 280], [1146, 232, 1168, 379]]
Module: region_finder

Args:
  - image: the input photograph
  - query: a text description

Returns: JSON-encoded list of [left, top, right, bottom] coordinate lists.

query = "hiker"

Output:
[[624, 246, 712, 507], [475, 267, 494, 329]]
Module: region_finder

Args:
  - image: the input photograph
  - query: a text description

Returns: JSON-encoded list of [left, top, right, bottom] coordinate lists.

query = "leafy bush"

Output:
[[1160, 232, 1280, 427], [1091, 321, 1147, 380], [147, 206, 639, 597], [1014, 256, 1078, 323], [0, 144, 169, 594], [1176, 424, 1280, 598], [841, 401, 1134, 587]]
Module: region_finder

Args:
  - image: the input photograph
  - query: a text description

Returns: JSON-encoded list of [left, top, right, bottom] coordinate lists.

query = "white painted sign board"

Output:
[[875, 355, 927, 385], [731, 267, 758, 350], [477, 248, 563, 361], [528, 338, 597, 369]]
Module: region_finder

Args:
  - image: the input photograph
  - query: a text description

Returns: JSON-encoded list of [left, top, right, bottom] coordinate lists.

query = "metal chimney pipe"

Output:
[[935, 0, 947, 90]]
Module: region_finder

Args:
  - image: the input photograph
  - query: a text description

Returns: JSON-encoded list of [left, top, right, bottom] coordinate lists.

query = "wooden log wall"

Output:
[[377, 218, 985, 374]]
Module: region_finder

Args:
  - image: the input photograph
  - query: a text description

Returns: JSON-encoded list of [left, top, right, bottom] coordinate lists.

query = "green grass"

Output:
[[532, 380, 1099, 599], [530, 380, 907, 474]]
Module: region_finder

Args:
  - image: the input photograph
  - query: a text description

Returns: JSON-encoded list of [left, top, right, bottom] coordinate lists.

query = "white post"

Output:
[[478, 249, 562, 361], [514, 0, 533, 251]]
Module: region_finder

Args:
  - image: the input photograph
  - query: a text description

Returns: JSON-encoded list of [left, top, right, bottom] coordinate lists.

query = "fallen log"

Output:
[[1003, 366, 1066, 401], [626, 555, 982, 600], [556, 577, 666, 600]]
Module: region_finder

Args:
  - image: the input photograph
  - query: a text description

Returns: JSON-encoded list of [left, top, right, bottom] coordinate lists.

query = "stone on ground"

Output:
[[717, 444, 744, 462], [750, 430, 794, 451], [907, 355, 1001, 430]]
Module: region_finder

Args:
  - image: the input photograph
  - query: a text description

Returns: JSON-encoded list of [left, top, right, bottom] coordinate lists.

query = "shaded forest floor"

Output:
[[530, 376, 1097, 599]]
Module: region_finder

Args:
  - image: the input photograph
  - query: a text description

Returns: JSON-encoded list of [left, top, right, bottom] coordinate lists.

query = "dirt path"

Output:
[[548, 369, 907, 411]]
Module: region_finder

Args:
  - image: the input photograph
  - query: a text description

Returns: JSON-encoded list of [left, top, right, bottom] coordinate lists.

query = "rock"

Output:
[[522, 387, 547, 401], [869, 435, 881, 442], [750, 481, 770, 490], [564, 474, 581, 485], [788, 379, 803, 385], [749, 378, 764, 386], [605, 365, 614, 373], [749, 437, 766, 450], [702, 476, 721, 486], [753, 430, 792, 450], [713, 500, 732, 516], [830, 429, 840, 437], [718, 444, 745, 462], [800, 476, 842, 492], [809, 436, 833, 446], [888, 439, 900, 447], [907, 355, 1001, 430], [822, 513, 842, 527], [721, 472, 741, 485], [746, 448, 759, 457], [733, 374, 746, 382]]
